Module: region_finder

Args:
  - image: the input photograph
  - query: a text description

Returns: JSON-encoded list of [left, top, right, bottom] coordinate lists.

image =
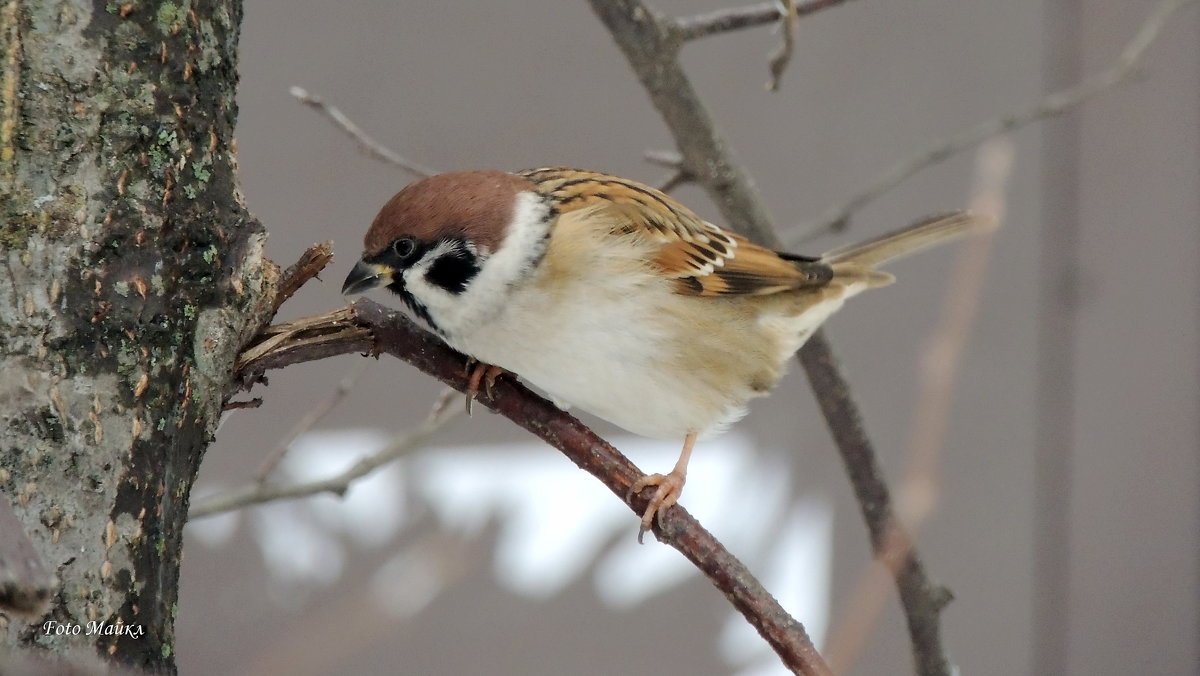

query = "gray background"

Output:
[[179, 1, 1199, 674]]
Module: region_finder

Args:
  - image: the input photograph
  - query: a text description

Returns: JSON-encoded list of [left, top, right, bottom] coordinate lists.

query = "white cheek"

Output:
[[403, 191, 551, 341]]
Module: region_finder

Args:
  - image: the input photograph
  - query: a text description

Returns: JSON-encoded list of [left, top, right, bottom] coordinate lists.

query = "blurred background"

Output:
[[179, 1, 1198, 674]]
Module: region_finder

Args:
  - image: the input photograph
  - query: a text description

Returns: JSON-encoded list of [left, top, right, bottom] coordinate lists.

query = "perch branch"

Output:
[[224, 299, 832, 676], [290, 86, 437, 178], [589, 1, 949, 673], [791, 0, 1197, 242]]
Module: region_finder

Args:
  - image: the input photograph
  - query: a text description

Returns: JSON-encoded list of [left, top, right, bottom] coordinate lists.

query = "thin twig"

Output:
[[590, 1, 947, 673], [253, 359, 372, 482], [222, 398, 263, 411], [656, 169, 690, 193], [676, 0, 856, 42], [766, 0, 800, 91], [290, 86, 437, 179], [218, 299, 831, 675], [273, 241, 334, 314], [191, 384, 463, 518], [823, 139, 1012, 674], [644, 148, 684, 168], [644, 149, 694, 192], [791, 0, 1197, 243]]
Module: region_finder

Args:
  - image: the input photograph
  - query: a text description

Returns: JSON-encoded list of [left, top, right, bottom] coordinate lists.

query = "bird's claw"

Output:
[[628, 470, 686, 544], [464, 358, 506, 415]]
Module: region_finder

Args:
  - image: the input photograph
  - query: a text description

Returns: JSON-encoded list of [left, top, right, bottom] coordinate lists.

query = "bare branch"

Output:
[[590, 1, 951, 672], [796, 339, 953, 676], [676, 0, 857, 42], [273, 241, 334, 314], [253, 359, 371, 482], [642, 148, 694, 192], [191, 384, 462, 518], [290, 86, 437, 178], [656, 169, 690, 193], [591, 1, 779, 244], [766, 0, 800, 91], [643, 148, 684, 168], [823, 140, 1012, 673], [222, 398, 263, 411], [219, 299, 830, 675], [792, 0, 1197, 242]]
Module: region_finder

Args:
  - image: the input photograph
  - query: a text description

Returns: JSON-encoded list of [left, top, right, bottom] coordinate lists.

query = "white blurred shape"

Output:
[[283, 429, 407, 548], [251, 501, 345, 589], [185, 484, 240, 547], [372, 543, 446, 619], [492, 458, 628, 599], [418, 445, 627, 598], [239, 428, 409, 593], [719, 496, 834, 668]]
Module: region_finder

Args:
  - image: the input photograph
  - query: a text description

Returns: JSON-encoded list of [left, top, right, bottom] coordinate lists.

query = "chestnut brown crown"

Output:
[[362, 170, 535, 256]]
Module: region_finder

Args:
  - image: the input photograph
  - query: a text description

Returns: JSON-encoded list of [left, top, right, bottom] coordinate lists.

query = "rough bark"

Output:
[[0, 1, 274, 672]]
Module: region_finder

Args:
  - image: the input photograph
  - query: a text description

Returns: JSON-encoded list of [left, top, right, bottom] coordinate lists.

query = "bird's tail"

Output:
[[814, 210, 993, 291], [820, 211, 992, 268]]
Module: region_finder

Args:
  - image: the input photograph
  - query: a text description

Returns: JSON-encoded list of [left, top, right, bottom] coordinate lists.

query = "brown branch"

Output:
[[222, 398, 263, 411], [290, 86, 437, 179], [790, 0, 1197, 242], [589, 1, 950, 674], [227, 299, 831, 676], [676, 0, 857, 42], [272, 241, 334, 314]]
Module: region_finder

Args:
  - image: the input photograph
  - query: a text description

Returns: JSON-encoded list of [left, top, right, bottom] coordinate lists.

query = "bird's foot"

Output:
[[628, 469, 687, 544], [465, 358, 507, 415]]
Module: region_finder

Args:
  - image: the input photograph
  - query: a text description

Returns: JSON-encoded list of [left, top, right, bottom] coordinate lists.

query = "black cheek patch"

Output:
[[426, 248, 480, 295]]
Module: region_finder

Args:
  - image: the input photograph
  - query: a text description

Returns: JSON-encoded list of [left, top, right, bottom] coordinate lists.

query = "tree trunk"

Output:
[[0, 1, 272, 671]]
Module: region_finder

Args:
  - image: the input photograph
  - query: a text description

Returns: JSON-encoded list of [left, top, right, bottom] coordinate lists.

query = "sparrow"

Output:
[[343, 167, 986, 539]]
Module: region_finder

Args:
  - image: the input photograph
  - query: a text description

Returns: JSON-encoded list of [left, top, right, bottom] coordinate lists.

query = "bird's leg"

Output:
[[628, 431, 697, 543], [464, 357, 507, 415]]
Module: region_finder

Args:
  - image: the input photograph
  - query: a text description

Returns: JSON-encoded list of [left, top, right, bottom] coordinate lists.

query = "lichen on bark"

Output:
[[0, 1, 275, 671]]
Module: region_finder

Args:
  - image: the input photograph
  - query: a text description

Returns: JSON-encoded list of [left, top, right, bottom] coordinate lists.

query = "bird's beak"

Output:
[[342, 260, 394, 295]]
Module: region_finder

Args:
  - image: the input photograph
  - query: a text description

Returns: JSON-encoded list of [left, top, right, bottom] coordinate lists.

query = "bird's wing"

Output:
[[519, 167, 830, 296]]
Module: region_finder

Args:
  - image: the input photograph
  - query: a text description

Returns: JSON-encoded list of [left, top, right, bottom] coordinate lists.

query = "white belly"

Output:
[[445, 278, 741, 440]]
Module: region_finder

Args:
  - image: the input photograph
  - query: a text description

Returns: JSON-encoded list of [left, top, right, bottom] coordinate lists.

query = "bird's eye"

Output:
[[391, 237, 417, 260]]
